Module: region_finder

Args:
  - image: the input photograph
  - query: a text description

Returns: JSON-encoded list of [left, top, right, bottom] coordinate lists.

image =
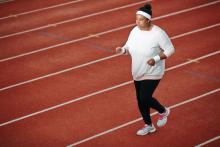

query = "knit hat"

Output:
[[136, 4, 152, 20]]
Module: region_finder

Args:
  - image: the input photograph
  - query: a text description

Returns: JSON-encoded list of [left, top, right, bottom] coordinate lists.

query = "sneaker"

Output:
[[136, 124, 156, 136], [157, 108, 170, 127]]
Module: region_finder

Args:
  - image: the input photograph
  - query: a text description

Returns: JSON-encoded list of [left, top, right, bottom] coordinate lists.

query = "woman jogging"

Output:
[[116, 3, 175, 136]]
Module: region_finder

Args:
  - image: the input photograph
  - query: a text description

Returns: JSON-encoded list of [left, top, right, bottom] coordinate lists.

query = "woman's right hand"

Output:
[[115, 47, 124, 54]]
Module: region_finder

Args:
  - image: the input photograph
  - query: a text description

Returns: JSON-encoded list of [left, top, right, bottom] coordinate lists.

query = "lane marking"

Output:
[[0, 0, 84, 20], [0, 50, 219, 127], [8, 14, 17, 17], [0, 1, 219, 62], [187, 59, 200, 63], [0, 23, 219, 91], [88, 34, 100, 38], [0, 0, 152, 39], [67, 88, 220, 147], [195, 135, 220, 147]]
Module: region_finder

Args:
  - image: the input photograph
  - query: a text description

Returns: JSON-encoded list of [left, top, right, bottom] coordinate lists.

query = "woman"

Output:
[[116, 4, 175, 136]]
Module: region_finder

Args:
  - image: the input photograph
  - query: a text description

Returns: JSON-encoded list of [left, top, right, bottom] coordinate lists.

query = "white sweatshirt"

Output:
[[123, 25, 175, 81]]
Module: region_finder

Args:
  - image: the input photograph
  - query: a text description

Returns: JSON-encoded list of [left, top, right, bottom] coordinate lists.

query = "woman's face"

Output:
[[136, 14, 149, 29]]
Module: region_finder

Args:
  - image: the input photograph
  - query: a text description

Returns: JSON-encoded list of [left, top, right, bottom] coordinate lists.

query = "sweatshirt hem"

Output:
[[133, 75, 163, 81]]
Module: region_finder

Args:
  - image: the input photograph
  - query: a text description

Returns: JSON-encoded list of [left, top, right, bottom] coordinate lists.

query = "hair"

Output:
[[138, 3, 152, 16]]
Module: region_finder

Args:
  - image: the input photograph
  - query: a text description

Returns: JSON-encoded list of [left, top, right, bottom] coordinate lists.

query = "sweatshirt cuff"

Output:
[[153, 55, 160, 63]]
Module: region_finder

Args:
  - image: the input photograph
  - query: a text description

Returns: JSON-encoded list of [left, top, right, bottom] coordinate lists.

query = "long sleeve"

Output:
[[158, 30, 175, 58]]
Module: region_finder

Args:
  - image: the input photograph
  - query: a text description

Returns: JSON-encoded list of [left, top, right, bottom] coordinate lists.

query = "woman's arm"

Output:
[[147, 47, 175, 66], [148, 28, 175, 66]]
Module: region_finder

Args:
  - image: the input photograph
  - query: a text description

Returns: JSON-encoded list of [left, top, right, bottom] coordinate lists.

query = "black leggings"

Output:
[[134, 79, 165, 125]]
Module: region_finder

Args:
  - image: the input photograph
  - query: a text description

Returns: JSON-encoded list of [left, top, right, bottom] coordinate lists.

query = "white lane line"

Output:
[[67, 88, 220, 147], [0, 0, 84, 20], [0, 50, 219, 127], [0, 1, 219, 62], [0, 0, 152, 39], [195, 135, 220, 147], [0, 23, 219, 91]]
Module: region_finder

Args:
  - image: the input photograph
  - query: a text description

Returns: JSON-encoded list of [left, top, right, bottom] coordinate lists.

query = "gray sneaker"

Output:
[[157, 108, 170, 127], [136, 124, 156, 136]]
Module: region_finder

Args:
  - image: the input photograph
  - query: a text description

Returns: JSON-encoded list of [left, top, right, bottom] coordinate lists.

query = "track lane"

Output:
[[0, 4, 219, 89], [0, 55, 219, 146]]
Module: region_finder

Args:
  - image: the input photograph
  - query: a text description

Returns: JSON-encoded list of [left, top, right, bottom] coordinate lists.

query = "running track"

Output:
[[0, 0, 220, 146]]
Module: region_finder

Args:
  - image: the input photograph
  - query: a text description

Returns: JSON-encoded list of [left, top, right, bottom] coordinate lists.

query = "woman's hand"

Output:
[[115, 47, 124, 54], [147, 58, 155, 66]]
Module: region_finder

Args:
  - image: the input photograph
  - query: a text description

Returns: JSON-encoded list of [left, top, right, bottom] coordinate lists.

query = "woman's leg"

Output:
[[141, 80, 165, 113], [134, 80, 165, 125], [134, 80, 151, 125]]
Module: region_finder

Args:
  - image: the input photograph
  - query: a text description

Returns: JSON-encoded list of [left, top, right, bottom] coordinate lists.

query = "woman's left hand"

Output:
[[147, 58, 155, 66]]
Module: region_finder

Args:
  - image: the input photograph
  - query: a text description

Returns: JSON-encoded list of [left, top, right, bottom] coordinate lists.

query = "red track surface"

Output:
[[0, 0, 219, 146]]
